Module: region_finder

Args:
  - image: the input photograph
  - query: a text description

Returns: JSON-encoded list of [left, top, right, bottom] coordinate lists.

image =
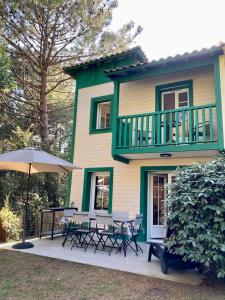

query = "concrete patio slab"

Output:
[[0, 237, 204, 286]]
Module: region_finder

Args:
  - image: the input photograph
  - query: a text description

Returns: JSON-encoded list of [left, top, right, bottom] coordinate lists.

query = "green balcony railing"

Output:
[[116, 104, 218, 150]]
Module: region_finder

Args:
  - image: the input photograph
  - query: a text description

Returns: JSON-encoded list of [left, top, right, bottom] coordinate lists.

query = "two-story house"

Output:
[[64, 44, 225, 241]]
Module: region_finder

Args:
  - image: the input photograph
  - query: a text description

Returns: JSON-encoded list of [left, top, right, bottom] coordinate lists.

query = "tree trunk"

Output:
[[39, 69, 49, 150]]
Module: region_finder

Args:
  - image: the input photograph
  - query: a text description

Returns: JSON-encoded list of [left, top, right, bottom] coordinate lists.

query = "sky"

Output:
[[111, 0, 225, 60]]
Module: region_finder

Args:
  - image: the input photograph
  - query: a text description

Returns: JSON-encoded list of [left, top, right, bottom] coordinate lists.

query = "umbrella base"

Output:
[[12, 242, 34, 249]]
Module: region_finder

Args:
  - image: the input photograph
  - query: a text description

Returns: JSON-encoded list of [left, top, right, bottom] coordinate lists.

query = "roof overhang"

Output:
[[105, 44, 225, 80]]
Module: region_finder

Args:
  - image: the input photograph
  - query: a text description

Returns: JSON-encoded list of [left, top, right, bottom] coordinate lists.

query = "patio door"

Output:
[[148, 173, 175, 239]]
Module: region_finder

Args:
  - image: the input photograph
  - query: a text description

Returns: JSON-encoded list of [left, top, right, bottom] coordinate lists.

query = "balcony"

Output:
[[114, 104, 220, 159]]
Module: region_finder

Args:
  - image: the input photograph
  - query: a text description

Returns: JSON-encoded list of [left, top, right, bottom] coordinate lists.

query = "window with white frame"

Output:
[[91, 172, 110, 210], [96, 101, 110, 129]]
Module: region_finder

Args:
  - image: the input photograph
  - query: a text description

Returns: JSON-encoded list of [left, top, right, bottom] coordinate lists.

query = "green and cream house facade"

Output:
[[64, 44, 225, 241]]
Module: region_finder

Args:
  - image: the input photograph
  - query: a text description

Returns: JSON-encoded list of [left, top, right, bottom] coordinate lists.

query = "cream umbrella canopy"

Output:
[[0, 147, 80, 249]]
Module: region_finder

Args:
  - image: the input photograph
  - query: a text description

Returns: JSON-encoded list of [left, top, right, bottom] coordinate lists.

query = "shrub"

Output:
[[165, 156, 225, 278], [0, 202, 21, 241]]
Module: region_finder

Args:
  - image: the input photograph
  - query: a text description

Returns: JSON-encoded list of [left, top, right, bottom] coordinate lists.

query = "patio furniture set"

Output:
[[61, 209, 143, 257]]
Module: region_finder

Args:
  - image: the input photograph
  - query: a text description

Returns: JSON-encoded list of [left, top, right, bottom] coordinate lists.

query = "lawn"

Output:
[[0, 249, 225, 300]]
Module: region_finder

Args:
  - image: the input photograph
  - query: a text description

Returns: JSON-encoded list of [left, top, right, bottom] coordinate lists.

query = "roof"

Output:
[[63, 46, 147, 77], [105, 43, 225, 78]]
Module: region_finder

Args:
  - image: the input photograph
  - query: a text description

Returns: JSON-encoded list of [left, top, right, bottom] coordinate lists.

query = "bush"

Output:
[[165, 156, 225, 278], [0, 203, 21, 241]]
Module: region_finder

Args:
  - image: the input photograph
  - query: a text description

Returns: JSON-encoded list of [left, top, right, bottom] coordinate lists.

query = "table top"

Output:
[[66, 213, 134, 223]]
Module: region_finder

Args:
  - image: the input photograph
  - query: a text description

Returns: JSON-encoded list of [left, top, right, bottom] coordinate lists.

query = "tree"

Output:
[[165, 157, 225, 278], [0, 0, 142, 149]]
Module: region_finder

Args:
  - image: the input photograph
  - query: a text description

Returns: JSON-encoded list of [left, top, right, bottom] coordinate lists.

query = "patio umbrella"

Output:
[[0, 147, 80, 249]]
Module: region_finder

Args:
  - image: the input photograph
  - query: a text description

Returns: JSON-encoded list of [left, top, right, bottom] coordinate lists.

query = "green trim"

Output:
[[116, 57, 215, 84], [214, 57, 224, 151], [115, 142, 220, 155], [111, 80, 130, 164], [140, 166, 178, 241], [66, 82, 79, 207], [64, 46, 147, 78], [112, 154, 129, 164], [155, 80, 193, 111], [82, 167, 114, 213], [89, 94, 113, 134]]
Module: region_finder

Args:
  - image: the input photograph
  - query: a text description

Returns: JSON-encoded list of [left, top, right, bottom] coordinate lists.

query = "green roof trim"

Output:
[[105, 44, 225, 78], [63, 46, 147, 78]]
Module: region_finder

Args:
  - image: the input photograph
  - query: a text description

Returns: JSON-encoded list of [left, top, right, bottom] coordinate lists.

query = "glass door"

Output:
[[148, 173, 175, 239]]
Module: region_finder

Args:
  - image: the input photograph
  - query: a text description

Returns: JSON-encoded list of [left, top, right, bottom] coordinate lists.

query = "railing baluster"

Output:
[[202, 108, 206, 142], [135, 117, 138, 146], [163, 112, 167, 144], [157, 114, 161, 145], [182, 110, 186, 143], [140, 116, 144, 146], [146, 115, 149, 146], [195, 108, 199, 143], [152, 114, 155, 145], [123, 117, 128, 146], [188, 109, 193, 143], [175, 110, 179, 144], [209, 107, 214, 141], [169, 112, 173, 144], [119, 118, 123, 147], [129, 117, 133, 147]]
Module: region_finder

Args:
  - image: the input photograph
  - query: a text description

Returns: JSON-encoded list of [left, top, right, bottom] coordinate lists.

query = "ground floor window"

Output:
[[82, 167, 113, 213], [91, 172, 110, 211]]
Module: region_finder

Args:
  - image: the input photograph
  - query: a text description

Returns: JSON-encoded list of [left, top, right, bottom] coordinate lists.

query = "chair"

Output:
[[94, 215, 119, 256], [148, 227, 202, 274], [112, 211, 131, 257], [126, 214, 143, 256], [61, 209, 77, 247], [71, 213, 96, 252]]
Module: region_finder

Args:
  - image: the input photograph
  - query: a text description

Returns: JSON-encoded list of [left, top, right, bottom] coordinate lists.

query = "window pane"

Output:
[[178, 91, 188, 107], [162, 92, 175, 110], [97, 101, 110, 129], [94, 174, 110, 210]]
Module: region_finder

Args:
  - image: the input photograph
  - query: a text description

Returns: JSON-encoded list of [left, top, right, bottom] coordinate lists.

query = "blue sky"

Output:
[[111, 0, 225, 60]]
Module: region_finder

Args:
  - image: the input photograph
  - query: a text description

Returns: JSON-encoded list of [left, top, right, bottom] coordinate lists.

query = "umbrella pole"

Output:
[[13, 163, 34, 249]]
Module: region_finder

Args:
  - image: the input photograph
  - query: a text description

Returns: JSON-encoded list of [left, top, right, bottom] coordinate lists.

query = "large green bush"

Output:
[[165, 156, 225, 278], [0, 202, 21, 241]]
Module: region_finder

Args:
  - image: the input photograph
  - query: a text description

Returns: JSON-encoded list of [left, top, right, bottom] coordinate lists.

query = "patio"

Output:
[[0, 236, 204, 286]]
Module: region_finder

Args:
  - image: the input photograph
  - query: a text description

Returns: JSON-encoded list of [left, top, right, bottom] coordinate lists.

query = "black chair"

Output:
[[94, 215, 119, 256], [148, 228, 202, 274], [61, 209, 78, 247], [70, 213, 96, 252], [126, 214, 144, 256]]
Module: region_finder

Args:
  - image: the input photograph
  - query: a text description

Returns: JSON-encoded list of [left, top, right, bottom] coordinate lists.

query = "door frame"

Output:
[[140, 166, 178, 242]]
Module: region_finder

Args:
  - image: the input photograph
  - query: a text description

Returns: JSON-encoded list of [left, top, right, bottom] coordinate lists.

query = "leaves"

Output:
[[165, 155, 225, 278]]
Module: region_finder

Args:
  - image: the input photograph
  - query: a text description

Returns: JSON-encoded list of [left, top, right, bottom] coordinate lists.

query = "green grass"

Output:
[[0, 249, 225, 300]]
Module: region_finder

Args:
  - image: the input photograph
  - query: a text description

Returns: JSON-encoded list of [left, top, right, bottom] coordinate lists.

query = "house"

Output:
[[64, 44, 225, 241]]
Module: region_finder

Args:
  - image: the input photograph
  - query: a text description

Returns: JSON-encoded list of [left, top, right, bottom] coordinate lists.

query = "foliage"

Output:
[[0, 1, 141, 230], [165, 156, 225, 278], [0, 198, 22, 241]]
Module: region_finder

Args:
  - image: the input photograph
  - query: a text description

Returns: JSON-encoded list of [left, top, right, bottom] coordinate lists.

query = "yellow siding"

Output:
[[119, 66, 215, 116], [70, 75, 216, 216]]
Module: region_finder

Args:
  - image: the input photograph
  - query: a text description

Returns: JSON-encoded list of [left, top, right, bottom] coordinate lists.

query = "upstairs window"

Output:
[[89, 95, 113, 134], [97, 101, 110, 129]]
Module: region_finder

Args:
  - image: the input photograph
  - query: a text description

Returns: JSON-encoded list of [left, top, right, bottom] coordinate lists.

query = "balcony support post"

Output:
[[112, 80, 129, 164], [214, 56, 224, 151]]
